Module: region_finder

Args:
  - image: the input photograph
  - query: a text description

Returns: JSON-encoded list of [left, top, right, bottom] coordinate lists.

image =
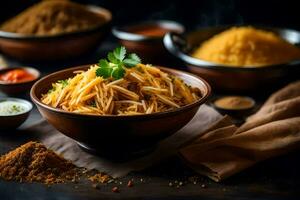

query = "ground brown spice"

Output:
[[0, 0, 106, 36], [0, 141, 80, 184]]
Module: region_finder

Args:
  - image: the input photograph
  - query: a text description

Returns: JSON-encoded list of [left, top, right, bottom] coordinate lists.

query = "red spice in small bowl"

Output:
[[112, 20, 185, 63], [0, 69, 36, 83], [0, 67, 40, 95]]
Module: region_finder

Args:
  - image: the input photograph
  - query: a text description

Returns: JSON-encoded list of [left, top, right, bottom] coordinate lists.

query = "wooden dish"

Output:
[[163, 25, 300, 92], [210, 96, 256, 120], [30, 65, 211, 159], [0, 66, 40, 95], [112, 20, 184, 63], [0, 5, 112, 61]]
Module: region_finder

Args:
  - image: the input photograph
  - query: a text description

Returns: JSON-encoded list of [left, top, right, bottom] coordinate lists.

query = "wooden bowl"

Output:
[[0, 97, 33, 130], [0, 5, 112, 61], [0, 66, 40, 95], [163, 25, 300, 92], [112, 20, 184, 63], [210, 96, 256, 121], [30, 65, 210, 159]]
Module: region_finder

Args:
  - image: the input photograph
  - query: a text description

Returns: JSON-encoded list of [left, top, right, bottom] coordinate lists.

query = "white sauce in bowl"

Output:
[[0, 100, 30, 116]]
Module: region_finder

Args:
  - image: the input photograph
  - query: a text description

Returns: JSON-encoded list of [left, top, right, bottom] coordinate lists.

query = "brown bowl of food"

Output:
[[30, 47, 210, 159], [164, 25, 300, 92], [0, 66, 40, 95], [112, 20, 184, 63], [0, 1, 112, 61]]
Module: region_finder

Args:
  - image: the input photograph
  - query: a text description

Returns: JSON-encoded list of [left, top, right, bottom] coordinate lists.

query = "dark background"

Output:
[[1, 0, 300, 31], [1, 1, 300, 199]]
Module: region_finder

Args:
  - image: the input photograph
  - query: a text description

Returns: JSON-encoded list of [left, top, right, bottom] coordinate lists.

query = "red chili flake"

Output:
[[112, 186, 119, 193], [127, 180, 133, 187]]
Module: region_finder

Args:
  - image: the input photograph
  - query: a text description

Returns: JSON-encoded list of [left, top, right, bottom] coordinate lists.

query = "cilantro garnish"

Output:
[[96, 46, 141, 79], [57, 79, 69, 88]]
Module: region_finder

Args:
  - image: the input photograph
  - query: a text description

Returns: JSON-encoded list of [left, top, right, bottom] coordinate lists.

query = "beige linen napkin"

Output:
[[34, 104, 223, 178], [179, 81, 300, 182]]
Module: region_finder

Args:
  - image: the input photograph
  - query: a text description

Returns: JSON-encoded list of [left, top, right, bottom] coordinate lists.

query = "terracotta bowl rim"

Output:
[[30, 65, 211, 119], [163, 25, 300, 72], [0, 66, 41, 86], [0, 5, 112, 40], [112, 20, 185, 42]]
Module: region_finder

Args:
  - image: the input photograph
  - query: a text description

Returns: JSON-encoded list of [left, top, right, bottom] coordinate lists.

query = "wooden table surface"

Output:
[[0, 40, 299, 200]]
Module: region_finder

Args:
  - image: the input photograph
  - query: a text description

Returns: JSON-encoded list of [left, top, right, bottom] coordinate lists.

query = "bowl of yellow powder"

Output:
[[164, 26, 300, 91]]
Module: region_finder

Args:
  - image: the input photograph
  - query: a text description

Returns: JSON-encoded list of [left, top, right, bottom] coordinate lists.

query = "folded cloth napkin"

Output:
[[179, 81, 300, 182]]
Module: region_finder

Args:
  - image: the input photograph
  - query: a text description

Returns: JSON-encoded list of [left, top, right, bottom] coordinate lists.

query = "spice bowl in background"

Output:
[[112, 20, 184, 63], [163, 25, 300, 92], [0, 1, 112, 61], [211, 95, 256, 123], [0, 97, 33, 130], [0, 66, 40, 95]]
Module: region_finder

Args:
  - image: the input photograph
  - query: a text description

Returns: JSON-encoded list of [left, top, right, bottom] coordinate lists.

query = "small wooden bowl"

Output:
[[163, 25, 300, 92], [0, 97, 33, 130], [0, 5, 112, 61], [211, 96, 256, 119], [0, 67, 40, 95], [112, 20, 184, 63], [31, 65, 211, 159]]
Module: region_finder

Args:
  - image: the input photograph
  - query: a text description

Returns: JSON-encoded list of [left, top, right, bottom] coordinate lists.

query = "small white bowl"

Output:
[[0, 97, 33, 130]]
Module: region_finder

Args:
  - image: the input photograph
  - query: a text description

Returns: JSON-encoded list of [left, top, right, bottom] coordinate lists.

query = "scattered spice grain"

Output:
[[112, 186, 119, 193], [127, 180, 133, 187], [89, 173, 111, 184]]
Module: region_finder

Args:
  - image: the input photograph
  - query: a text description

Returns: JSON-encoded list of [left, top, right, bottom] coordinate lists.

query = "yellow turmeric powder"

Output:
[[192, 27, 300, 67]]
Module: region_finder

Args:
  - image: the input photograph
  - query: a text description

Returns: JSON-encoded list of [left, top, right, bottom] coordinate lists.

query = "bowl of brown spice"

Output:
[[0, 0, 112, 61], [211, 95, 256, 121]]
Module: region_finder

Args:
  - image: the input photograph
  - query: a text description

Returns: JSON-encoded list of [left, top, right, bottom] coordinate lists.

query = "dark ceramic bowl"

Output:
[[0, 97, 33, 130], [112, 20, 184, 63], [0, 67, 40, 95], [210, 96, 256, 120], [163, 25, 300, 92], [30, 65, 210, 158], [0, 5, 112, 61]]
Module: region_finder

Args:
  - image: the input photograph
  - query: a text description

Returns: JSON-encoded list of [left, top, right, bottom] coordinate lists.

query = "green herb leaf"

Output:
[[123, 58, 140, 68], [113, 46, 126, 61], [123, 53, 141, 67], [99, 59, 110, 68], [107, 52, 118, 63], [48, 89, 54, 94], [128, 53, 141, 63], [96, 46, 142, 79], [57, 79, 69, 88], [96, 66, 112, 78], [111, 67, 125, 79]]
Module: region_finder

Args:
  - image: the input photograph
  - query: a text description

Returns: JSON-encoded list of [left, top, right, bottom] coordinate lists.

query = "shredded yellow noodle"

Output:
[[41, 64, 201, 115]]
